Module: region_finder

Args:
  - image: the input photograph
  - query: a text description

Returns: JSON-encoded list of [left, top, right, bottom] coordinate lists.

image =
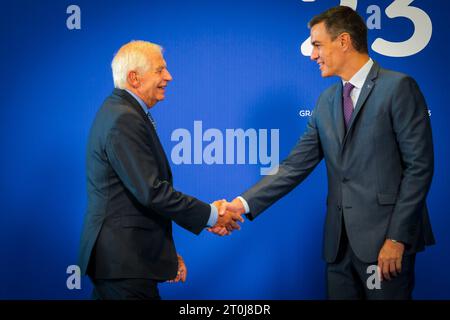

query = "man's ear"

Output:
[[127, 71, 139, 88], [339, 32, 351, 51]]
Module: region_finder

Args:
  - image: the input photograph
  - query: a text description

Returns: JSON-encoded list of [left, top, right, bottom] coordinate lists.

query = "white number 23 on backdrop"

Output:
[[301, 0, 432, 58]]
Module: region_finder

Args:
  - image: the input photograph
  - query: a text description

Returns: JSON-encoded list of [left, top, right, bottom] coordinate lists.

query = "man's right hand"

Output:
[[208, 199, 246, 236], [225, 198, 246, 215]]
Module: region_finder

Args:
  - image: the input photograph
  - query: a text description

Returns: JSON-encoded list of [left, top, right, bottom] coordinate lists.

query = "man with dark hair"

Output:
[[216, 6, 435, 299], [308, 5, 368, 54]]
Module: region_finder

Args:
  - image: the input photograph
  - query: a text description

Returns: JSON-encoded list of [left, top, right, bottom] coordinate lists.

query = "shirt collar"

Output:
[[125, 89, 149, 115], [342, 58, 374, 89]]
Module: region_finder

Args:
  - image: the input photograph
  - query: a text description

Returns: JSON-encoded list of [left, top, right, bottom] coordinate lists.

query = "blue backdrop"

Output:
[[1, 0, 449, 299]]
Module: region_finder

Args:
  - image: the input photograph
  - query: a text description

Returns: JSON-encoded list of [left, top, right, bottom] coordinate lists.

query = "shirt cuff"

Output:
[[237, 196, 250, 214], [206, 204, 218, 227]]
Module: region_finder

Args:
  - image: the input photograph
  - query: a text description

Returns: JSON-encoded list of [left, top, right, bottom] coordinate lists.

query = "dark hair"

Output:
[[308, 6, 368, 54]]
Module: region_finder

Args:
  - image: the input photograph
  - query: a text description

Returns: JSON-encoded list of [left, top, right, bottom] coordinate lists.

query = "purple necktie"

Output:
[[342, 82, 355, 130]]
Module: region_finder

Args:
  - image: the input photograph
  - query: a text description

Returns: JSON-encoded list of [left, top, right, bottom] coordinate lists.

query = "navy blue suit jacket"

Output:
[[79, 89, 210, 279]]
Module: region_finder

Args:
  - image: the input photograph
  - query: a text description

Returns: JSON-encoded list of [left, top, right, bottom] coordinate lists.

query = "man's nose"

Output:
[[164, 70, 173, 81], [310, 48, 318, 61]]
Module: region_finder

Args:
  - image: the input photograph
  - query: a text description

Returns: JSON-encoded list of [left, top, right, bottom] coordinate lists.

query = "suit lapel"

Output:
[[113, 89, 173, 181], [332, 83, 346, 146], [342, 62, 380, 147]]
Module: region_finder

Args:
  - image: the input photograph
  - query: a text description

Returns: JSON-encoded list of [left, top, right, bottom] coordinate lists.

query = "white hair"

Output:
[[111, 40, 163, 89]]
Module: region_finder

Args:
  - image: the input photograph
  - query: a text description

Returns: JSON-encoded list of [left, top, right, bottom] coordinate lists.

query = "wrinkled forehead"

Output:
[[147, 51, 167, 68]]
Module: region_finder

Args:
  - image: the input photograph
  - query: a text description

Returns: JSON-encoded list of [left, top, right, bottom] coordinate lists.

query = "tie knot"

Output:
[[343, 82, 355, 97]]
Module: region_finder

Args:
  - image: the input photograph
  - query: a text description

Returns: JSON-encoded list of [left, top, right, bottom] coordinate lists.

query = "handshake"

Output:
[[208, 198, 247, 236]]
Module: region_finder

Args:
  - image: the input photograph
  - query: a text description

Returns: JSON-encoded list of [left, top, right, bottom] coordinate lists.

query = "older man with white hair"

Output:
[[79, 41, 243, 300]]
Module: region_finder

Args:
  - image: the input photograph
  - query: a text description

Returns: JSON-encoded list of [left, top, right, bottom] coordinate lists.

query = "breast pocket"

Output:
[[358, 110, 387, 128]]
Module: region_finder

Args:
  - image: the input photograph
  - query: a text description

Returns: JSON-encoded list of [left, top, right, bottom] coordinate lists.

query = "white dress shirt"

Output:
[[342, 58, 374, 108]]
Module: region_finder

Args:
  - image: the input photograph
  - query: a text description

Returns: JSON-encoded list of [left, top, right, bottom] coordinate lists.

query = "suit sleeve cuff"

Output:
[[206, 204, 218, 227], [237, 196, 250, 214]]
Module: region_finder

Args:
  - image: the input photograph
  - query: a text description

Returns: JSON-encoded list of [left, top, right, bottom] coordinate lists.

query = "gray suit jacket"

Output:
[[242, 62, 435, 263]]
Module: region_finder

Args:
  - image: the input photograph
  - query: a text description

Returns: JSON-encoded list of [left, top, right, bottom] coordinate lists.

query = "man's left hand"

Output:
[[377, 239, 405, 281], [168, 254, 187, 283]]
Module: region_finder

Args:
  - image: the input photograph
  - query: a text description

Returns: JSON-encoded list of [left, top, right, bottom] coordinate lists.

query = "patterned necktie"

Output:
[[342, 82, 355, 130], [146, 111, 157, 130]]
